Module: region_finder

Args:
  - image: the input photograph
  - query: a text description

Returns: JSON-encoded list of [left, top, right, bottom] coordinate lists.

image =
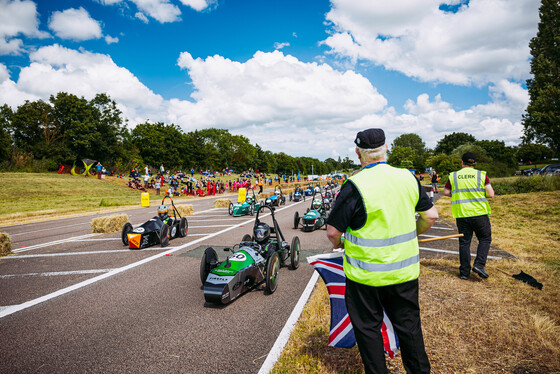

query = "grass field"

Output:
[[273, 191, 560, 373]]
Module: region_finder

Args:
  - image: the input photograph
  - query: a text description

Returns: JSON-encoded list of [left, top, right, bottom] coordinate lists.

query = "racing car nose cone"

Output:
[[128, 233, 141, 249]]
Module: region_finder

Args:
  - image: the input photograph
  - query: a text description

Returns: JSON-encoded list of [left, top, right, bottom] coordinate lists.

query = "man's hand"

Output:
[[326, 225, 344, 249]]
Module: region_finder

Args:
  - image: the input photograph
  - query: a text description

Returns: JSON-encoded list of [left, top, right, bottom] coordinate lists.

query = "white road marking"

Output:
[[419, 246, 502, 260], [8, 222, 91, 236], [0, 269, 115, 279], [4, 248, 170, 259], [0, 203, 300, 319], [188, 218, 247, 222], [13, 234, 100, 253], [430, 226, 455, 231], [72, 238, 121, 241], [189, 224, 238, 228], [259, 271, 320, 374]]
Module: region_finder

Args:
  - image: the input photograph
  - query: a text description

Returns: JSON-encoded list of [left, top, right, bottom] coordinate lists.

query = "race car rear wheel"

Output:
[[249, 204, 254, 216], [200, 247, 218, 285], [289, 193, 293, 201], [179, 217, 188, 237], [293, 211, 299, 229], [121, 223, 133, 246], [228, 202, 233, 216], [265, 252, 280, 294], [241, 233, 252, 243], [160, 224, 170, 247], [290, 236, 300, 270]]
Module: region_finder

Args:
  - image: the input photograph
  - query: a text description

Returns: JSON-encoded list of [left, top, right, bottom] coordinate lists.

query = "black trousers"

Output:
[[456, 215, 492, 277], [345, 278, 430, 374]]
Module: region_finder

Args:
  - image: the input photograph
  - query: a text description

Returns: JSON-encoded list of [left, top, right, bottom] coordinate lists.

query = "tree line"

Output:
[[0, 92, 355, 175]]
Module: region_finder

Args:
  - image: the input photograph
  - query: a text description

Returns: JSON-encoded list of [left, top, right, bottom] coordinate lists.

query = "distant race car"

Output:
[[121, 196, 188, 249], [200, 205, 301, 305], [293, 192, 328, 232], [289, 186, 305, 202], [228, 189, 263, 217], [265, 185, 286, 207]]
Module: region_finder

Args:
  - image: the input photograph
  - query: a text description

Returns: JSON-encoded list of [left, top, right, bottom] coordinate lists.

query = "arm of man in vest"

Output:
[[416, 206, 438, 235]]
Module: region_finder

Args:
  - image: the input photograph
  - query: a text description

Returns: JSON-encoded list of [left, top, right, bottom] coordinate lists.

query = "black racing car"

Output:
[[121, 196, 188, 249], [200, 205, 300, 304]]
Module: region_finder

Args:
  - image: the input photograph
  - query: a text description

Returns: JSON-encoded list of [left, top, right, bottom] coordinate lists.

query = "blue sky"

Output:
[[0, 0, 540, 161]]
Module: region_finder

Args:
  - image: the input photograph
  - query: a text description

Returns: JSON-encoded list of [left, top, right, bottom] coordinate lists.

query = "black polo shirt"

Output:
[[327, 173, 433, 233]]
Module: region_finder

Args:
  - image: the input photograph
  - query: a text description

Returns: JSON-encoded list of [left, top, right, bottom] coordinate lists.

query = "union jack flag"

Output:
[[307, 252, 399, 358]]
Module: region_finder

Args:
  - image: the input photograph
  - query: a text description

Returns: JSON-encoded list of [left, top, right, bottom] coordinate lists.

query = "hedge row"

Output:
[[492, 176, 560, 195]]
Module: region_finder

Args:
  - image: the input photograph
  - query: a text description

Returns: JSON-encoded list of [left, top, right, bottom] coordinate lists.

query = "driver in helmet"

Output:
[[312, 198, 322, 211], [275, 189, 281, 196], [246, 194, 254, 204], [157, 205, 172, 225], [254, 222, 274, 256]]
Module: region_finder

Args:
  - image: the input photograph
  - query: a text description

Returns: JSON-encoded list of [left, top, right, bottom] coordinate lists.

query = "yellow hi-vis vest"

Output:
[[343, 164, 420, 287], [449, 167, 491, 219]]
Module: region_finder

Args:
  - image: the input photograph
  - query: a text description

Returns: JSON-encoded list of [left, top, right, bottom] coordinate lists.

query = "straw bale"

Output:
[[176, 204, 194, 216], [0, 232, 12, 257], [214, 198, 232, 208], [91, 214, 130, 233]]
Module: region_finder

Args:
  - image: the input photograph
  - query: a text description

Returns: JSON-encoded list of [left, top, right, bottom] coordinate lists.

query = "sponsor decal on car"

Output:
[[214, 269, 235, 274], [133, 227, 145, 233]]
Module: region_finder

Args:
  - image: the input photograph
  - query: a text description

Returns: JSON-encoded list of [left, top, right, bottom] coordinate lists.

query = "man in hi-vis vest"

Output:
[[443, 152, 494, 280], [327, 128, 438, 374]]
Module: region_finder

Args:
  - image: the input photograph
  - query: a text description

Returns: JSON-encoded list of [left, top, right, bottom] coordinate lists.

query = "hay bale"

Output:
[[214, 198, 232, 208], [0, 232, 12, 257], [91, 214, 129, 233], [176, 204, 194, 216]]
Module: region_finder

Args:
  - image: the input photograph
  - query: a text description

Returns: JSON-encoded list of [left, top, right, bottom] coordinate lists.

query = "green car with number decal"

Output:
[[228, 189, 263, 217], [293, 191, 329, 232], [200, 205, 301, 305]]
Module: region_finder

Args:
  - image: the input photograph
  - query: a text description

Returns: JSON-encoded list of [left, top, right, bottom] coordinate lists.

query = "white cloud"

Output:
[[49, 7, 102, 41], [1, 46, 527, 160], [274, 42, 289, 50], [135, 12, 149, 23], [105, 35, 119, 44], [0, 0, 49, 55], [323, 0, 540, 86], [178, 0, 210, 12]]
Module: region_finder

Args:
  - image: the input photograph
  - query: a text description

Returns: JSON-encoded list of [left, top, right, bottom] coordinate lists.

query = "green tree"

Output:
[[391, 133, 427, 170], [0, 105, 13, 162], [131, 122, 185, 169], [517, 143, 554, 164], [388, 146, 416, 169], [475, 140, 517, 168], [426, 153, 461, 176], [522, 0, 560, 156], [433, 132, 477, 155]]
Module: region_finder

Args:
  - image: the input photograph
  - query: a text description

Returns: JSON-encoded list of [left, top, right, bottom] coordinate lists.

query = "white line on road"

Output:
[[430, 226, 455, 231], [419, 246, 502, 260], [14, 234, 100, 253], [259, 271, 320, 374], [0, 203, 301, 319], [5, 247, 170, 259], [0, 269, 115, 279], [8, 222, 91, 236]]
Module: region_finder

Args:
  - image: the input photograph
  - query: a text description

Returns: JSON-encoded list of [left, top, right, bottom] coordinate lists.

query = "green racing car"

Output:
[[200, 205, 301, 305], [228, 188, 263, 217], [293, 192, 329, 232]]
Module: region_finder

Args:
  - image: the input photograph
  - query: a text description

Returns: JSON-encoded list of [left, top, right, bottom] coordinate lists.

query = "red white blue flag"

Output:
[[307, 252, 399, 358]]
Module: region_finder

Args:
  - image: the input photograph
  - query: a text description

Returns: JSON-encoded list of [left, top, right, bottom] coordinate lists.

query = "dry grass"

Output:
[[214, 198, 232, 208], [175, 204, 194, 217], [91, 214, 129, 233], [0, 232, 12, 257], [273, 191, 560, 373]]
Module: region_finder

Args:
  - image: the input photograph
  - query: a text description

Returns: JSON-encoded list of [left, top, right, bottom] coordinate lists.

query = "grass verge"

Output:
[[273, 191, 560, 373]]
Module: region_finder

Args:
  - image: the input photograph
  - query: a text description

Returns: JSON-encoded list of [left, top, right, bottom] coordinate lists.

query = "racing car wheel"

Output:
[[121, 222, 133, 246], [179, 217, 188, 237], [200, 247, 218, 285], [160, 224, 170, 247]]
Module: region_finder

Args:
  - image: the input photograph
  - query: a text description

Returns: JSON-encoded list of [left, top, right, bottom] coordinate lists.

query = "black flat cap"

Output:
[[354, 128, 385, 149], [462, 152, 476, 164]]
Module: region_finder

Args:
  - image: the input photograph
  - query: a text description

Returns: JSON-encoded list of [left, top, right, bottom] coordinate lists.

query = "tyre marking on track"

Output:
[[0, 269, 115, 279], [258, 271, 320, 374], [13, 234, 100, 253], [0, 202, 303, 319], [419, 246, 502, 259]]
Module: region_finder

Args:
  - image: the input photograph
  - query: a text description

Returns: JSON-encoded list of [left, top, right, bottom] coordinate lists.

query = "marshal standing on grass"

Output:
[[327, 128, 438, 374], [443, 152, 494, 280]]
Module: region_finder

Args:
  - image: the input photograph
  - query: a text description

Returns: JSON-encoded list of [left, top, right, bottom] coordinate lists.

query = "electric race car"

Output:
[[289, 186, 305, 202], [228, 188, 263, 217], [200, 205, 301, 305], [265, 185, 286, 207], [293, 192, 328, 232], [121, 196, 188, 249]]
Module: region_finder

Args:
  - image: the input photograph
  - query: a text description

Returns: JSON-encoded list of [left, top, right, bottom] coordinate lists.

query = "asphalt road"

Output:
[[0, 191, 511, 373]]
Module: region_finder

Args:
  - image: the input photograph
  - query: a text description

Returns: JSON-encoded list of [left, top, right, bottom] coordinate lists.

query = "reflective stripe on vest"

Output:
[[450, 168, 490, 218], [343, 164, 420, 287]]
